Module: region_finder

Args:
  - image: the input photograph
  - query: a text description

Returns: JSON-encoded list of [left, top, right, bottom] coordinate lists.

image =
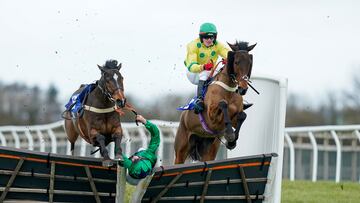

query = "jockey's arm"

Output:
[[120, 154, 133, 169], [144, 120, 160, 154], [185, 43, 203, 73]]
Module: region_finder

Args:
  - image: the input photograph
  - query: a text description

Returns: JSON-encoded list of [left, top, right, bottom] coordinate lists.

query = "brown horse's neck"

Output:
[[86, 86, 115, 108], [215, 66, 237, 87]]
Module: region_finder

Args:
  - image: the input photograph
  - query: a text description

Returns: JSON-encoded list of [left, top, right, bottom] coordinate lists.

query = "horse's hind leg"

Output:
[[95, 134, 113, 167], [70, 143, 75, 156], [201, 138, 221, 161], [174, 121, 190, 164], [64, 119, 79, 156]]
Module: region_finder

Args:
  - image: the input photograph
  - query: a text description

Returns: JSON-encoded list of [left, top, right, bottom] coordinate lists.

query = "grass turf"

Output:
[[282, 180, 360, 203], [123, 180, 360, 202]]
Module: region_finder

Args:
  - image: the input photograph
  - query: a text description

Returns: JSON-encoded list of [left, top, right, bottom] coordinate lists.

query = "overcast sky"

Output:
[[0, 0, 359, 104]]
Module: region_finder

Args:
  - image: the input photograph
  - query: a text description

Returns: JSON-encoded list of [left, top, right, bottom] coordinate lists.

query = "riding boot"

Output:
[[194, 80, 205, 114]]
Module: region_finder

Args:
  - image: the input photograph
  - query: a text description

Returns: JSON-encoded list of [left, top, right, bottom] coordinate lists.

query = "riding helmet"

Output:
[[199, 22, 218, 43]]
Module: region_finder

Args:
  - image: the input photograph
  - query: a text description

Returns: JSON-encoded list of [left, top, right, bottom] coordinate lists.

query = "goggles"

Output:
[[200, 33, 215, 40]]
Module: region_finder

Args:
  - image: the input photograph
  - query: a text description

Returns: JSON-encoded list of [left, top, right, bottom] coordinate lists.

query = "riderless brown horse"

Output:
[[64, 60, 136, 167], [174, 41, 256, 164]]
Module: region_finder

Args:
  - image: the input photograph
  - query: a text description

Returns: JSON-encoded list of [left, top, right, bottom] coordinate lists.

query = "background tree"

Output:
[[342, 68, 360, 124]]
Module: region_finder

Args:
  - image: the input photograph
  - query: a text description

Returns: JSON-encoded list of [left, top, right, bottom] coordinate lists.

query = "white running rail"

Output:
[[1, 121, 360, 183], [285, 125, 360, 183]]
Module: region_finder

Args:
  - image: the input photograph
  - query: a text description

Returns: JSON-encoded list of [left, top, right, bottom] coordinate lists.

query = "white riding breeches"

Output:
[[186, 70, 211, 85]]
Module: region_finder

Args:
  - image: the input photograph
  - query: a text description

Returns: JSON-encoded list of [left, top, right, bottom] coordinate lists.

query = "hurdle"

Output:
[[0, 74, 287, 202]]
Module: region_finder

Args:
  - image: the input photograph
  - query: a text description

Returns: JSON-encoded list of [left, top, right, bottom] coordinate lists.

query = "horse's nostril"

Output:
[[116, 99, 126, 108]]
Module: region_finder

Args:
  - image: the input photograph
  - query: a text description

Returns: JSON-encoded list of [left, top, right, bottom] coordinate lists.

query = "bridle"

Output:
[[98, 71, 125, 103], [226, 50, 259, 94]]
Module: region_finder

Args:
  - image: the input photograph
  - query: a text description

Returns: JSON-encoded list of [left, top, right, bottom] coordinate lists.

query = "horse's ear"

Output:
[[117, 63, 122, 70], [248, 54, 253, 78], [97, 64, 105, 72], [227, 51, 235, 75], [227, 42, 237, 51], [247, 43, 257, 52]]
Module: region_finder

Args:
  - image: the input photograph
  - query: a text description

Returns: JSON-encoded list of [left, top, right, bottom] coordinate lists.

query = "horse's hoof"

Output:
[[225, 131, 235, 142], [102, 159, 114, 167], [226, 141, 237, 150], [114, 154, 124, 162], [243, 103, 253, 110]]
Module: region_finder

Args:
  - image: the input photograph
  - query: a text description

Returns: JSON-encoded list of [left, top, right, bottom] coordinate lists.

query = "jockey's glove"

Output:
[[203, 62, 214, 71]]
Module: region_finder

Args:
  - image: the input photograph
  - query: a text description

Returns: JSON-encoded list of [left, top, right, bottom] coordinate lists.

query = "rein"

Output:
[[208, 60, 223, 79], [240, 76, 260, 95]]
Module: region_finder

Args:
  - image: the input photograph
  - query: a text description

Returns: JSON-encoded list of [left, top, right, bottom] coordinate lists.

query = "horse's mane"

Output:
[[229, 41, 249, 51]]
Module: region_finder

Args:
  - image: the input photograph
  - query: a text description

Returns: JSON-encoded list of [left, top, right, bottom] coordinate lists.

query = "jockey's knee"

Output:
[[199, 70, 211, 80], [186, 71, 200, 85]]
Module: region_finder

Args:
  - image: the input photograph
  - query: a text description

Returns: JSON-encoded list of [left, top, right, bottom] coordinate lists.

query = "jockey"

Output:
[[185, 22, 230, 114], [119, 115, 160, 179], [185, 23, 252, 113]]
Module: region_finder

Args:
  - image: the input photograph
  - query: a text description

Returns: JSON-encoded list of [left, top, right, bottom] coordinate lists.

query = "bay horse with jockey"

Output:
[[64, 60, 136, 167], [174, 41, 256, 164]]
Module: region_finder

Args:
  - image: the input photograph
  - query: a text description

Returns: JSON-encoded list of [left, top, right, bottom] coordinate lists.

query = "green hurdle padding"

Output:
[[140, 153, 277, 203], [0, 146, 117, 202]]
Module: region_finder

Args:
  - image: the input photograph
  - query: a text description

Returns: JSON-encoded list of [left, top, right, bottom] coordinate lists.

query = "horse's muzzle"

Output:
[[116, 98, 126, 108]]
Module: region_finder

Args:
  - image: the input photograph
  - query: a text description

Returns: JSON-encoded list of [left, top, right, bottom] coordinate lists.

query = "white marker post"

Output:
[[115, 162, 126, 203]]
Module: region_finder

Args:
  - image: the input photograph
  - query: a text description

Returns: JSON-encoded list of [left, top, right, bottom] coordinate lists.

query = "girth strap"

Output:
[[198, 113, 219, 135]]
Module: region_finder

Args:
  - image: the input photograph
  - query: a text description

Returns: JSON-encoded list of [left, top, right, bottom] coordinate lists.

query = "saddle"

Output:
[[176, 78, 214, 111], [64, 83, 97, 119]]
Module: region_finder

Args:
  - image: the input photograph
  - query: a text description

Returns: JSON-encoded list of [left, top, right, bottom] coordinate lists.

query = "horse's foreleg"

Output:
[[218, 100, 235, 142], [227, 112, 247, 149], [113, 132, 123, 161], [95, 133, 113, 167], [234, 112, 247, 138]]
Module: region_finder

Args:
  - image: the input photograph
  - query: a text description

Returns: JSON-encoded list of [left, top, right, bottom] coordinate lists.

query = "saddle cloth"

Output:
[[65, 83, 96, 114], [177, 78, 213, 111]]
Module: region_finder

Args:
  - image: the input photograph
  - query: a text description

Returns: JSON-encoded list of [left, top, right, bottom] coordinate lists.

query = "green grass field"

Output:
[[124, 180, 360, 202], [282, 180, 360, 203]]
